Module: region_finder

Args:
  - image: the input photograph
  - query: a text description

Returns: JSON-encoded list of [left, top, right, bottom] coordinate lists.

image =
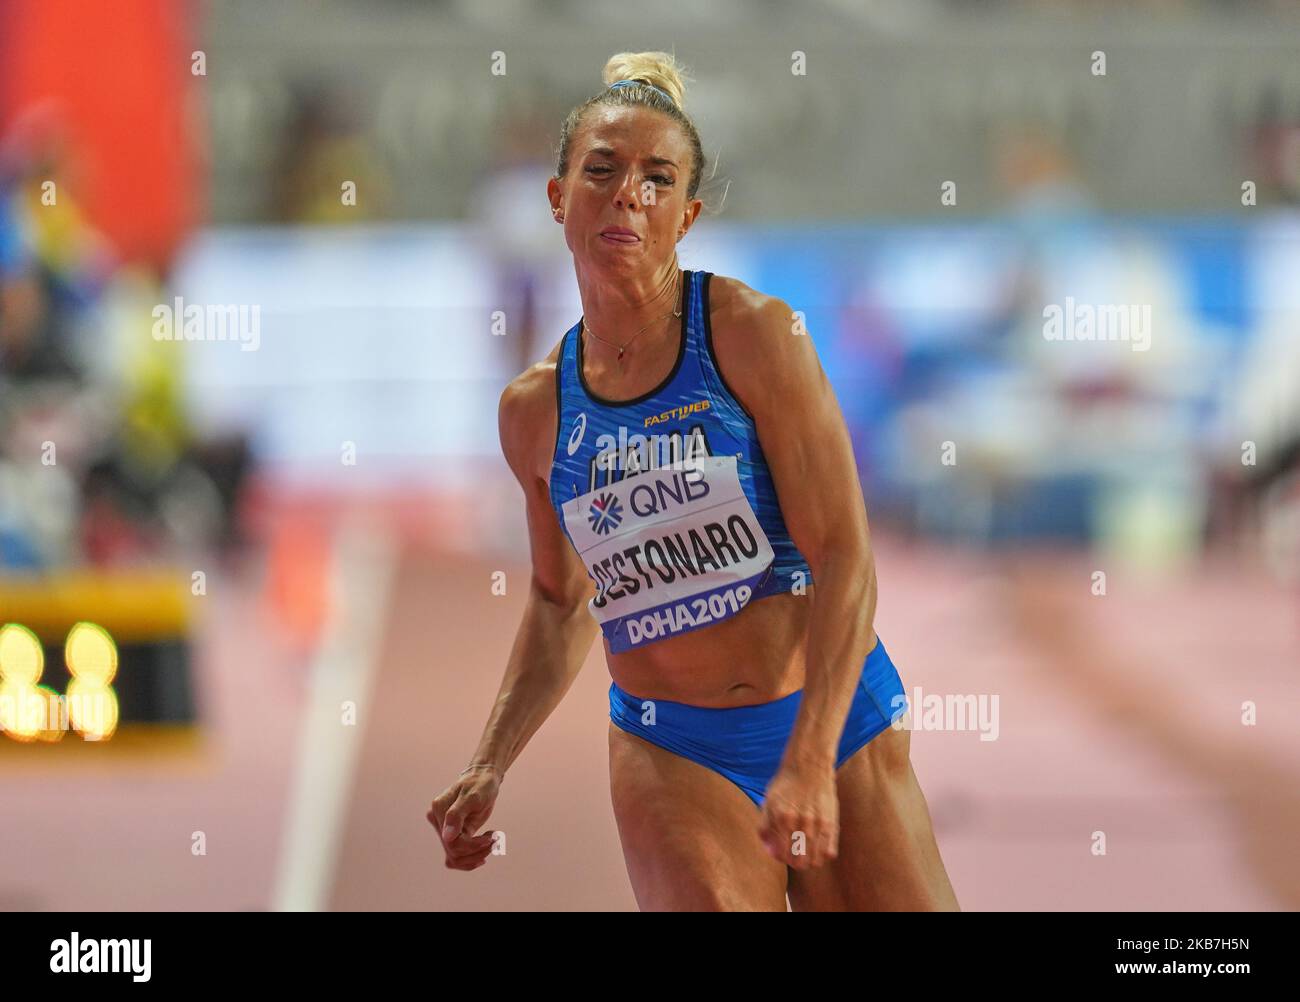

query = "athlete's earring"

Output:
[[554, 210, 564, 222]]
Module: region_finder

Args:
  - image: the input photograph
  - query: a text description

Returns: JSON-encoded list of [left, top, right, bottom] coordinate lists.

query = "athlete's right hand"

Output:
[[427, 767, 502, 871]]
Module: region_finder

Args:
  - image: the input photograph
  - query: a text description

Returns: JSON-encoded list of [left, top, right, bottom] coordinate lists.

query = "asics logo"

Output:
[[567, 412, 587, 455]]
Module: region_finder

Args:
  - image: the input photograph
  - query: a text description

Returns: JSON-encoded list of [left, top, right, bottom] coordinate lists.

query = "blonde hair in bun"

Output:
[[601, 50, 689, 108], [554, 50, 710, 203]]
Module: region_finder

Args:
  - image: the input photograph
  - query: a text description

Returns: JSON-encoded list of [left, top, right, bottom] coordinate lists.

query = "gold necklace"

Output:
[[582, 269, 683, 361]]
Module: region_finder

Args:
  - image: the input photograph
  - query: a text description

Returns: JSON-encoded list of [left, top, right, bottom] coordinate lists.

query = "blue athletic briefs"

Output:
[[608, 635, 908, 808]]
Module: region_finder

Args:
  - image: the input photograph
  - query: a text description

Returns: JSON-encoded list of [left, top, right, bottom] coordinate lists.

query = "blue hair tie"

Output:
[[609, 78, 675, 106]]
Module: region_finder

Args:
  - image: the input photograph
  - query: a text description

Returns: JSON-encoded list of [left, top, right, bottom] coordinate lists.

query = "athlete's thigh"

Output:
[[787, 722, 959, 911], [607, 722, 789, 911]]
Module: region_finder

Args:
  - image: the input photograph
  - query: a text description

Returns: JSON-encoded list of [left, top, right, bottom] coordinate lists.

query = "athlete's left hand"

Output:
[[757, 760, 840, 870]]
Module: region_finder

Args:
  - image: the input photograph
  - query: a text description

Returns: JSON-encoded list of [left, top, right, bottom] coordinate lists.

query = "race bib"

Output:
[[561, 455, 775, 653]]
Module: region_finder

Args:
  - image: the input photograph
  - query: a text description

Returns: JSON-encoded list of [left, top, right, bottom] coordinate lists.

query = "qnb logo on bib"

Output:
[[587, 492, 623, 534], [561, 455, 775, 653]]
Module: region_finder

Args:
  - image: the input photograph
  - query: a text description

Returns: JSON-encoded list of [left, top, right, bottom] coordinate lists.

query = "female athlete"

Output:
[[428, 50, 959, 912]]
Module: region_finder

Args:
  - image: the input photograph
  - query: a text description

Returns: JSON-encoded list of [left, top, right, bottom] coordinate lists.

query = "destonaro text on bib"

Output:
[[561, 455, 775, 652]]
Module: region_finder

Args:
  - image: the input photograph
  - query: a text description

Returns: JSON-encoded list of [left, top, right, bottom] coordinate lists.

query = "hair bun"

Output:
[[602, 51, 690, 108]]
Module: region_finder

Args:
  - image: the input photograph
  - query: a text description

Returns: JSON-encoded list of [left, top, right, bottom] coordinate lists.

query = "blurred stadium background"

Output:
[[1, 0, 1297, 911]]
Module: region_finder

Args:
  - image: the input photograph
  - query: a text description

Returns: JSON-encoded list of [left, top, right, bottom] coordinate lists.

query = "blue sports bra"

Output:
[[548, 269, 813, 653]]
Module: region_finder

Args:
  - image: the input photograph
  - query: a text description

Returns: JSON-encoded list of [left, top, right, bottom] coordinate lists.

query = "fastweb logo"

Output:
[[50, 933, 151, 982]]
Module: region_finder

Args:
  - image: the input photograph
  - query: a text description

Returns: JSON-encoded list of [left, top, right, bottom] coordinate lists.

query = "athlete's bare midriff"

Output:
[[604, 586, 820, 706]]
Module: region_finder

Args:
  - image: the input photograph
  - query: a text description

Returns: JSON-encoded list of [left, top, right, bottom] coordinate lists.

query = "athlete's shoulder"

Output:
[[706, 272, 762, 321], [704, 274, 812, 414], [498, 334, 567, 483], [706, 273, 799, 349]]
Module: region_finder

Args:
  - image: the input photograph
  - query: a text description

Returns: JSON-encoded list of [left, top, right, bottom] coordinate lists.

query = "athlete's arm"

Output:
[[713, 285, 878, 772], [464, 361, 600, 777]]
